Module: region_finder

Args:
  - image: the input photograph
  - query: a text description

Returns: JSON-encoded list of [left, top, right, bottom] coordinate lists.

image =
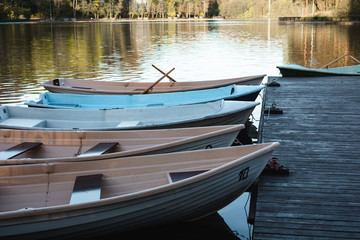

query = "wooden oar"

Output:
[[322, 53, 360, 69], [142, 68, 175, 94], [350, 55, 360, 64], [321, 53, 349, 69], [152, 64, 177, 82]]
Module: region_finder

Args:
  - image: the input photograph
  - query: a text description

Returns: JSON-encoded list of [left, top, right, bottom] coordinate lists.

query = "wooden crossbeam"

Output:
[[0, 142, 42, 159], [70, 174, 103, 204], [78, 142, 118, 157]]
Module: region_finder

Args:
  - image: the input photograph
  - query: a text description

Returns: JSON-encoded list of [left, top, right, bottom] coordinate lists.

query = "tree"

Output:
[[72, 0, 78, 17], [167, 0, 177, 17], [129, 0, 138, 18], [114, 0, 124, 18], [148, 0, 158, 18], [90, 0, 100, 19], [208, 0, 219, 16]]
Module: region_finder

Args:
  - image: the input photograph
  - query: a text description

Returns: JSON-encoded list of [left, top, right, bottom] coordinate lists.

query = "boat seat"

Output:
[[78, 142, 118, 157], [116, 121, 140, 127], [168, 170, 208, 183], [0, 118, 45, 127], [70, 174, 103, 204], [53, 79, 60, 86], [0, 142, 42, 159]]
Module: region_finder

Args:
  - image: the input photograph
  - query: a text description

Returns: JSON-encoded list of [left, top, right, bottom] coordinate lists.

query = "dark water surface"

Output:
[[1, 20, 360, 239]]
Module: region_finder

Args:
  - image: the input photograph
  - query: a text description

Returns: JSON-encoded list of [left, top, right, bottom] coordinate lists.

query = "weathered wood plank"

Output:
[[253, 76, 360, 239]]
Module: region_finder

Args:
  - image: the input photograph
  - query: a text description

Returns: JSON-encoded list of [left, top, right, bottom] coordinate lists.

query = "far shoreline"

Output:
[[0, 17, 225, 24], [1, 16, 360, 25]]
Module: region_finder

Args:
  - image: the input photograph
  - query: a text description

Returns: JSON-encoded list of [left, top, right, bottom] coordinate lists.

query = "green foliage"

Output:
[[208, 0, 220, 17], [167, 1, 177, 17], [0, 0, 359, 20]]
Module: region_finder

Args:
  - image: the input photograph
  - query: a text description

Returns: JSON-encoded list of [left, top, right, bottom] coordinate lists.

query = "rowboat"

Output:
[[277, 64, 360, 77], [0, 100, 259, 131], [26, 84, 264, 109], [40, 74, 265, 95], [0, 142, 280, 239], [0, 124, 243, 165]]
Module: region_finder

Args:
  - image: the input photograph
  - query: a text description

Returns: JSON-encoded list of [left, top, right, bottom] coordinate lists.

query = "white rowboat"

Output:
[[0, 100, 259, 131], [40, 75, 265, 95]]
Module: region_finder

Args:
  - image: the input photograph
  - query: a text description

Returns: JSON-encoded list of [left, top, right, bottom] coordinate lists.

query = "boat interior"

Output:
[[0, 126, 241, 160]]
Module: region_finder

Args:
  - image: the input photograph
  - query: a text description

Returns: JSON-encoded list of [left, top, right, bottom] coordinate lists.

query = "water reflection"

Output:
[[84, 212, 240, 240], [281, 23, 360, 68], [2, 21, 359, 105]]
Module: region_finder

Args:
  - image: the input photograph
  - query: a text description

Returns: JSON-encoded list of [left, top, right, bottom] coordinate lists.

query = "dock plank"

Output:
[[254, 76, 360, 239]]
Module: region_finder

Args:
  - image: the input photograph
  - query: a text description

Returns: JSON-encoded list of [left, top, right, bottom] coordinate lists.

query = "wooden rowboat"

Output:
[[40, 74, 265, 95], [0, 100, 259, 131], [0, 124, 244, 165], [277, 64, 360, 77], [0, 142, 280, 239], [26, 84, 264, 109]]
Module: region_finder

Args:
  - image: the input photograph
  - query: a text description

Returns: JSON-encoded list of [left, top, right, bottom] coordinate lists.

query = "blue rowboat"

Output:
[[277, 64, 360, 77], [26, 84, 264, 109]]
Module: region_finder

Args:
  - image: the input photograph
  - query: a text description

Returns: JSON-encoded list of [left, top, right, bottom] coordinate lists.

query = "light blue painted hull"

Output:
[[26, 84, 264, 109]]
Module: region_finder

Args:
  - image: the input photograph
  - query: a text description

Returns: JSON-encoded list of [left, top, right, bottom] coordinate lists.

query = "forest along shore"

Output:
[[1, 0, 360, 22]]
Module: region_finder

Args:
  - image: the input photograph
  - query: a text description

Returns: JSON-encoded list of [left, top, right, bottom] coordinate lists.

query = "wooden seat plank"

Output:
[[78, 142, 118, 157], [0, 142, 42, 159], [169, 170, 208, 183], [70, 174, 103, 204]]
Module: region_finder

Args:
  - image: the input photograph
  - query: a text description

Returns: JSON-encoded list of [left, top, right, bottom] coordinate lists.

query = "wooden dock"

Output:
[[253, 76, 360, 239]]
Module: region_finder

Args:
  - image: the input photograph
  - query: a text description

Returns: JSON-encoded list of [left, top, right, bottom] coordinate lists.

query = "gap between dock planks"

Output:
[[253, 76, 360, 239]]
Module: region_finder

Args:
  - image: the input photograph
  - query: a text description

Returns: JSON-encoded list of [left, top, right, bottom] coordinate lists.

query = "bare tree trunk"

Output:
[[73, 0, 77, 18]]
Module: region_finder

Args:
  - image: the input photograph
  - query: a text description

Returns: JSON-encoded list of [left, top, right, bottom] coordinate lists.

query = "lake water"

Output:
[[1, 20, 360, 105], [1, 20, 360, 239]]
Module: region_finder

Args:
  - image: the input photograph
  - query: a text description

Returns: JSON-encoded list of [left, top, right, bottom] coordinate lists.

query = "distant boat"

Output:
[[26, 84, 264, 109], [0, 124, 243, 165], [0, 142, 280, 239], [40, 74, 265, 95], [277, 64, 360, 77], [0, 100, 259, 131]]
